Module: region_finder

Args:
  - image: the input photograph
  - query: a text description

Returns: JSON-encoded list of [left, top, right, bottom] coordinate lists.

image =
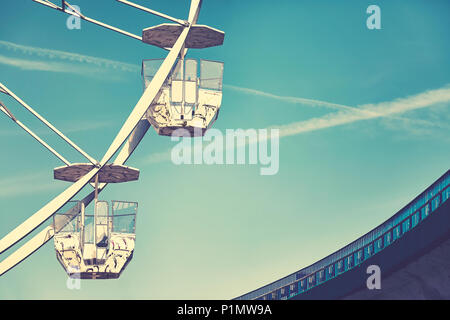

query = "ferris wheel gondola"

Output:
[[0, 0, 225, 279]]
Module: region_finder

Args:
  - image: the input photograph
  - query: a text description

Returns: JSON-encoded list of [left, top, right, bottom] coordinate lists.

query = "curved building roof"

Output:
[[235, 170, 450, 300]]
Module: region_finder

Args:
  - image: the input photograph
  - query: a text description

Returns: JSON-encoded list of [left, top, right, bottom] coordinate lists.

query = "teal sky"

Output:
[[0, 0, 449, 299]]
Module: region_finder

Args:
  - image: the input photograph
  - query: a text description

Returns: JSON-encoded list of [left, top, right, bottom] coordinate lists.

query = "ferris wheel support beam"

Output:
[[0, 103, 71, 166], [0, 226, 54, 277], [0, 100, 16, 121], [0, 166, 99, 254], [0, 82, 98, 166], [0, 0, 201, 257], [116, 0, 188, 27], [188, 0, 202, 23]]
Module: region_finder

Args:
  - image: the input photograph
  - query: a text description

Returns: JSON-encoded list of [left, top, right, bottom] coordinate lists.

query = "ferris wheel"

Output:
[[0, 0, 225, 279]]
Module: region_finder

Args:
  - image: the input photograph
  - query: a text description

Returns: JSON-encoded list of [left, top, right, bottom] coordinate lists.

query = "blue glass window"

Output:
[[308, 275, 315, 289], [355, 249, 363, 265], [326, 264, 335, 279], [280, 287, 288, 298], [384, 231, 392, 246], [411, 211, 420, 228], [393, 225, 402, 241], [345, 255, 354, 270], [421, 203, 430, 220], [431, 195, 441, 212], [443, 187, 449, 203], [289, 283, 298, 296], [318, 269, 325, 283], [402, 218, 411, 233], [337, 260, 344, 274], [375, 237, 383, 252], [300, 279, 307, 292], [365, 243, 374, 259]]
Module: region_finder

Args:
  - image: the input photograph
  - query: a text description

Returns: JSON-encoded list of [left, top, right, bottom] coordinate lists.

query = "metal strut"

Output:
[[0, 101, 71, 166], [116, 0, 189, 26], [33, 0, 143, 42], [0, 82, 98, 166]]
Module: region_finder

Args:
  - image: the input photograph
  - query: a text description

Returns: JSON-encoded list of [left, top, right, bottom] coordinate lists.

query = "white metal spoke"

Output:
[[0, 87, 9, 95], [116, 0, 188, 26], [33, 0, 143, 42], [0, 100, 16, 121], [0, 226, 54, 277], [0, 82, 98, 166], [0, 106, 71, 166]]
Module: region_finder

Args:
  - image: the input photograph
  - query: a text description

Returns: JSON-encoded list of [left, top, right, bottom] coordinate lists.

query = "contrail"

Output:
[[1, 40, 445, 130], [276, 86, 450, 138], [224, 84, 441, 128], [0, 40, 140, 73], [225, 84, 358, 112], [1, 41, 448, 162], [0, 54, 101, 75], [143, 85, 450, 164]]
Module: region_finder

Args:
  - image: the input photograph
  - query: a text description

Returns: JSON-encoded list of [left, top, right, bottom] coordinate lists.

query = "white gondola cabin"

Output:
[[142, 58, 224, 136], [52, 164, 139, 279], [53, 200, 138, 279]]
